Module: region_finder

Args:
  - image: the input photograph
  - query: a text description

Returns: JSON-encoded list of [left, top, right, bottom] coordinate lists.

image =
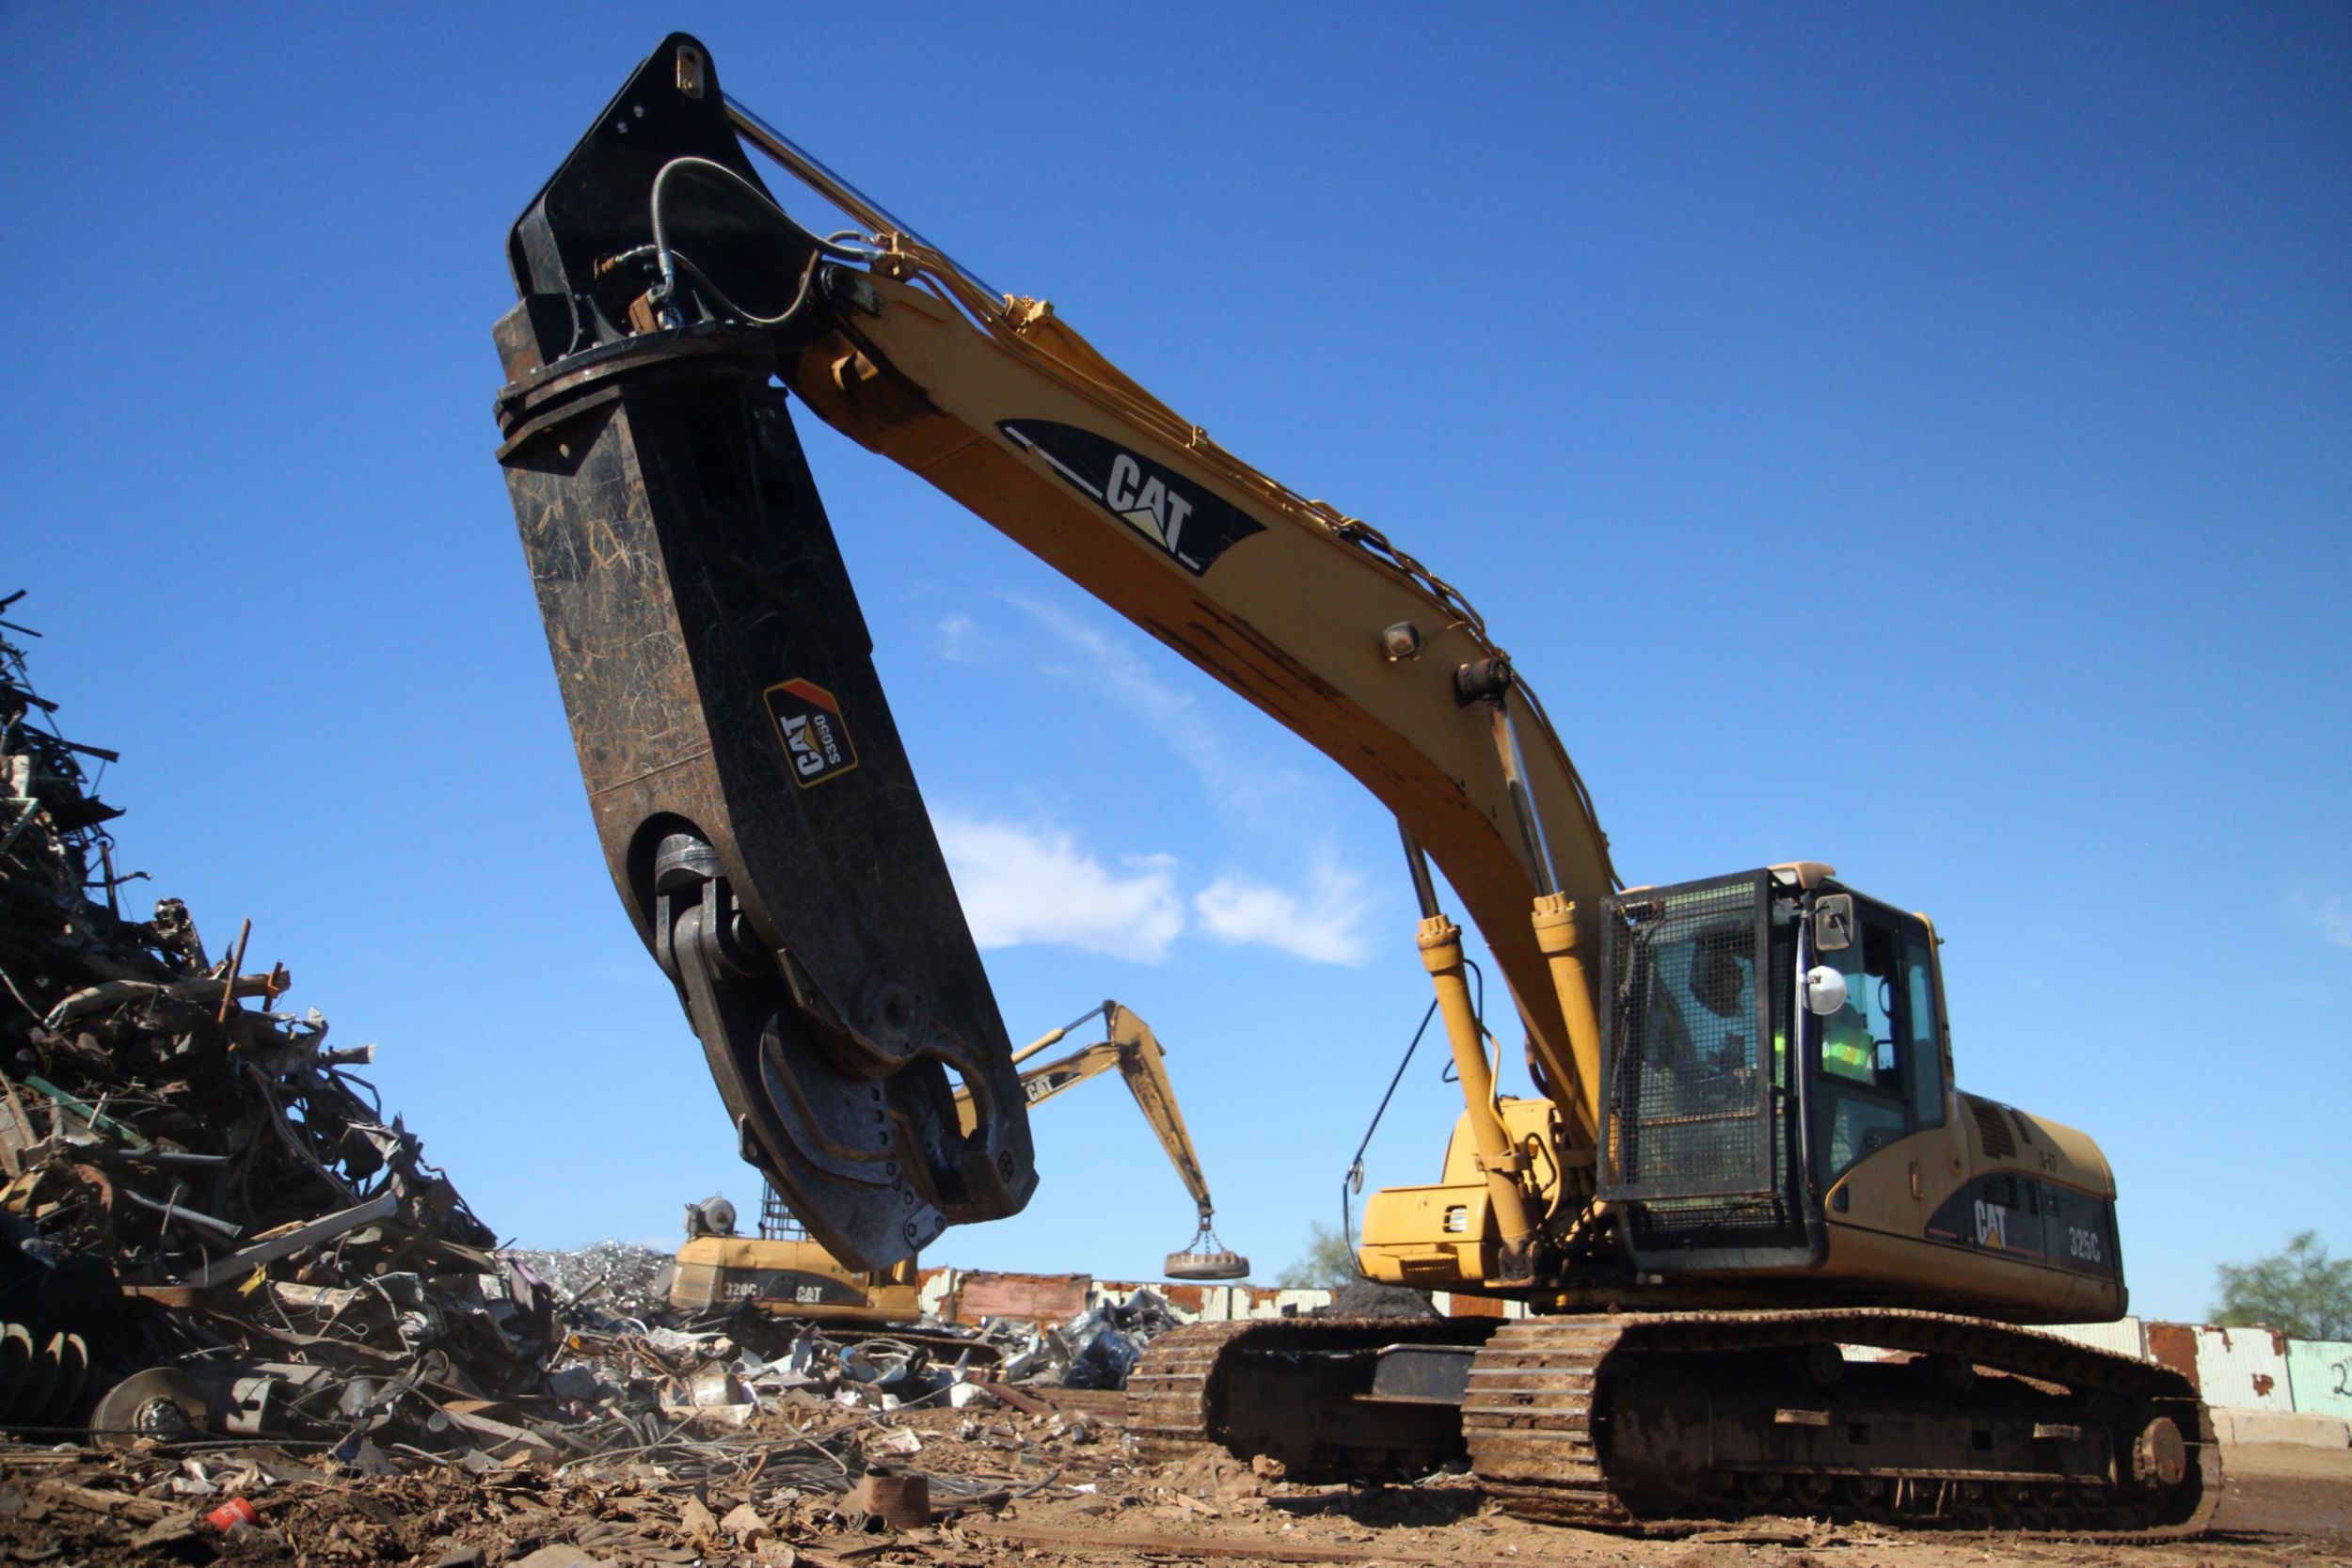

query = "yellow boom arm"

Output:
[[955, 1002, 1219, 1229], [731, 103, 1618, 1143]]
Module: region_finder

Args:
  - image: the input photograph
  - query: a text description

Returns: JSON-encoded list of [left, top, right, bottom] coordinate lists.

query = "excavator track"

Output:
[[1470, 1309, 2217, 1537], [1128, 1317, 1496, 1479], [1134, 1310, 2217, 1540], [1126, 1319, 1246, 1461], [1460, 1318, 1633, 1528]]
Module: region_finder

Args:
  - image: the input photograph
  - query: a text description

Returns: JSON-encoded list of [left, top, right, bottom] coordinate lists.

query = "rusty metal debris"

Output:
[[0, 599, 560, 1453], [0, 598, 1147, 1563], [992, 1290, 1185, 1392], [507, 1242, 677, 1324], [1, 1385, 1142, 1567], [0, 616, 882, 1477]]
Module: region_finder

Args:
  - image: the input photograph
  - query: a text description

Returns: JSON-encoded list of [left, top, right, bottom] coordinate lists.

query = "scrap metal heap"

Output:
[[505, 1242, 679, 1326], [0, 601, 1192, 1494], [0, 597, 556, 1442]]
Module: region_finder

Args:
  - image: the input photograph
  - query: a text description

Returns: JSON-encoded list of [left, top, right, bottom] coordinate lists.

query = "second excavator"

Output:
[[668, 999, 1245, 1326], [489, 36, 2213, 1537]]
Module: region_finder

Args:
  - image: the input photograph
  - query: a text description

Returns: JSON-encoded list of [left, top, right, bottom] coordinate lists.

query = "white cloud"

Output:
[[1009, 596, 1312, 823], [2293, 893, 2352, 952], [929, 598, 1391, 968], [935, 813, 1184, 962], [936, 613, 980, 663], [1193, 862, 1375, 967]]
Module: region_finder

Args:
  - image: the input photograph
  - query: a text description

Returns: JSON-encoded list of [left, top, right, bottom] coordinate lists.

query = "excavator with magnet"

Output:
[[666, 999, 1246, 1323], [489, 36, 2213, 1536]]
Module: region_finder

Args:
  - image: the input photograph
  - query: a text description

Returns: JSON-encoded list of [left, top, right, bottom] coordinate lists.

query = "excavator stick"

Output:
[[490, 36, 1035, 1270], [991, 1004, 1251, 1281]]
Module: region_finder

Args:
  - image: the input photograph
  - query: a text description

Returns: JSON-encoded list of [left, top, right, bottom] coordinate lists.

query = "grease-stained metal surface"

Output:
[[494, 325, 1035, 1272]]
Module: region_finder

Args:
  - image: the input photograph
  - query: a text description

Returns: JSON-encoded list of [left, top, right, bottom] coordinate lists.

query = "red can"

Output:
[[205, 1497, 259, 1533]]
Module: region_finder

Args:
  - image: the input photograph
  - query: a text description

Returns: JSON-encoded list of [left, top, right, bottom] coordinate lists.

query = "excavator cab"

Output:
[[1598, 867, 1813, 1272], [1599, 864, 2123, 1320], [1597, 863, 1965, 1273], [1801, 888, 1951, 1197]]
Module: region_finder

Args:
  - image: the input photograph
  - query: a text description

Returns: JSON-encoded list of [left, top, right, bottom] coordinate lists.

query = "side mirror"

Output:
[[1804, 965, 1849, 1016], [1813, 894, 1855, 953]]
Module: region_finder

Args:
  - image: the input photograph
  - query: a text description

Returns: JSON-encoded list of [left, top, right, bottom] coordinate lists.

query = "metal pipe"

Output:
[[1530, 894, 1604, 1146], [1488, 697, 1559, 898], [723, 95, 1006, 306], [119, 1186, 243, 1241], [82, 1147, 232, 1170], [1397, 824, 1441, 921], [1419, 916, 1534, 1250], [1010, 1003, 1107, 1068]]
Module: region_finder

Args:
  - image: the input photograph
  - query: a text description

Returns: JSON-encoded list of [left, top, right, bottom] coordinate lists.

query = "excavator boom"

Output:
[[777, 260, 1620, 1139]]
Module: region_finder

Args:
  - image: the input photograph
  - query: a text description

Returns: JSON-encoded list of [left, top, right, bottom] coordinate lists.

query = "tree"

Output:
[[1275, 1222, 1360, 1289], [2212, 1231, 2352, 1341]]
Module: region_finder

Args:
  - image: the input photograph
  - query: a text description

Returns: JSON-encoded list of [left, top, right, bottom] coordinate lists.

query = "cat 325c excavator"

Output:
[[490, 37, 2213, 1538]]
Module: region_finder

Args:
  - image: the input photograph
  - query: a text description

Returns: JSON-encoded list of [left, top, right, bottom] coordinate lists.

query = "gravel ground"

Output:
[[3, 1396, 2343, 1568]]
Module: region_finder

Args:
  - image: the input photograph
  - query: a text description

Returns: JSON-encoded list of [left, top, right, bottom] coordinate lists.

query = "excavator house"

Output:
[[492, 37, 2213, 1537]]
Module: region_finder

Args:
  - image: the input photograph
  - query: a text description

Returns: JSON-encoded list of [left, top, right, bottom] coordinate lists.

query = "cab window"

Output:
[[1815, 903, 1948, 1180], [1900, 931, 1947, 1128], [1820, 920, 1899, 1087], [1815, 915, 1905, 1177]]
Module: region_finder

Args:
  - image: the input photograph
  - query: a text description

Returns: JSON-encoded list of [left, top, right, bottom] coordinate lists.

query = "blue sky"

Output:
[[4, 6, 2345, 1323]]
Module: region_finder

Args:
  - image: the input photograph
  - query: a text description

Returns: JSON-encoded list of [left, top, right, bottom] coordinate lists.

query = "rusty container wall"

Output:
[[2191, 1323, 2294, 1410], [2146, 1321, 2201, 1391], [2286, 1338, 2352, 1418], [1094, 1282, 1300, 1323], [1142, 1283, 1213, 1317], [953, 1272, 1092, 1324]]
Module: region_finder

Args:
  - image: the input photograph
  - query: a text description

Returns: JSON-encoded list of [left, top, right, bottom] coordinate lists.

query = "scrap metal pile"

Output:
[[0, 599, 1182, 1497], [0, 596, 557, 1446], [986, 1291, 1186, 1392], [505, 1243, 675, 1325]]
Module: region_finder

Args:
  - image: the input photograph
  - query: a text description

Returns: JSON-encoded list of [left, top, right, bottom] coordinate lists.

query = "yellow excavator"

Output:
[[667, 1000, 1245, 1323], [490, 36, 2213, 1536]]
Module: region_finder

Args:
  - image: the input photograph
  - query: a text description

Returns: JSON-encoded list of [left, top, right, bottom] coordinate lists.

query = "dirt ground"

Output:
[[3, 1390, 2344, 1568]]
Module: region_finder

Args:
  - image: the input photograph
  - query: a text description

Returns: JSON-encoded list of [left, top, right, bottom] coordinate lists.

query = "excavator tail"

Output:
[[491, 37, 1035, 1270]]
